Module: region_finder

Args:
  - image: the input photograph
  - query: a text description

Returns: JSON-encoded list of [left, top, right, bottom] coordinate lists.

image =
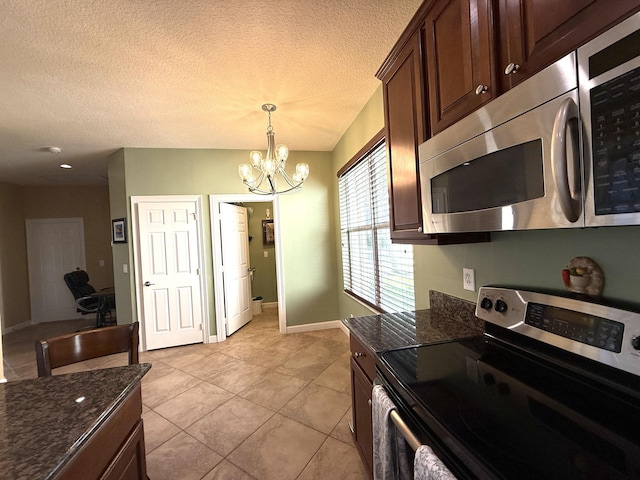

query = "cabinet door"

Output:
[[498, 0, 640, 90], [382, 30, 427, 241], [101, 420, 147, 480], [351, 357, 373, 476], [425, 0, 495, 134]]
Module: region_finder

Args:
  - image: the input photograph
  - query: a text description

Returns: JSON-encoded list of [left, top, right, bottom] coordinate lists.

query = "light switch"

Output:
[[99, 260, 105, 267], [264, 251, 268, 258], [123, 263, 128, 274]]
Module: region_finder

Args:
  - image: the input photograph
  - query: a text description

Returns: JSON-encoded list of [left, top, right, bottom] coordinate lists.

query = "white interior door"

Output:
[[136, 200, 204, 350], [26, 218, 86, 323], [220, 203, 252, 335]]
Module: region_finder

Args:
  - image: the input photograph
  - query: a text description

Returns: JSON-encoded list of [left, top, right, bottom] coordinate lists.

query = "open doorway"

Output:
[[244, 202, 278, 306], [210, 194, 285, 341]]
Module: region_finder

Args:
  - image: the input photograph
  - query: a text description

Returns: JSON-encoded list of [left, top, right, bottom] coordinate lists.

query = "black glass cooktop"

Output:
[[378, 337, 640, 479]]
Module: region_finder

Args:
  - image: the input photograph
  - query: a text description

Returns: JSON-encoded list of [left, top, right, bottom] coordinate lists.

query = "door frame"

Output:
[[210, 194, 286, 341], [131, 195, 209, 350]]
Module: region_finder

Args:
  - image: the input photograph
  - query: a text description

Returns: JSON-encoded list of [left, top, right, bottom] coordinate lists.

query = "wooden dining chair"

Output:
[[35, 322, 139, 377]]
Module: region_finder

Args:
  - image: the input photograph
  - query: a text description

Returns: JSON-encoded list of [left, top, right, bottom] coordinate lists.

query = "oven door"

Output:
[[419, 89, 584, 234], [375, 362, 487, 480]]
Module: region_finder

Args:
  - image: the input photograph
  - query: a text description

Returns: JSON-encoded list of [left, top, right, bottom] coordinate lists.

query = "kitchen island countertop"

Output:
[[0, 363, 151, 480], [342, 291, 484, 352]]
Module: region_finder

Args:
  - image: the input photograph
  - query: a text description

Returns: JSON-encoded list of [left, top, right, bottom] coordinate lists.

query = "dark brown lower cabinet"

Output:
[[351, 357, 374, 476], [54, 384, 147, 480], [350, 334, 376, 478]]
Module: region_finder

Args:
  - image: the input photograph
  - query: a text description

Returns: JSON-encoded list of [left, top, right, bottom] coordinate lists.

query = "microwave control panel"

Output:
[[589, 27, 640, 216]]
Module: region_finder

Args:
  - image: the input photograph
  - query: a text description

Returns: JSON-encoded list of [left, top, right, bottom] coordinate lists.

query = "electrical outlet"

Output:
[[463, 268, 475, 291]]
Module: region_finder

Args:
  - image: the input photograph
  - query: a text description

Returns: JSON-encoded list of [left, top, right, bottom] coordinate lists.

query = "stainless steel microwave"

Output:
[[418, 11, 640, 234]]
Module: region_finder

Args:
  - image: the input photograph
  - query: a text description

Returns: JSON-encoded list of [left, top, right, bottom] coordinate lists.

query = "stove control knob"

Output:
[[480, 297, 493, 310], [632, 335, 640, 350], [495, 299, 508, 313], [483, 373, 495, 386], [497, 383, 511, 396]]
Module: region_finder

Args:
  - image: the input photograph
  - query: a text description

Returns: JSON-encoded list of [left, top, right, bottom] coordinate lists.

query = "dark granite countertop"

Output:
[[342, 291, 484, 353], [0, 363, 151, 480]]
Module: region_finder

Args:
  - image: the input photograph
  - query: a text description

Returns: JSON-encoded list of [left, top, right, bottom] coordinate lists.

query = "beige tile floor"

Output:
[[2, 310, 369, 480]]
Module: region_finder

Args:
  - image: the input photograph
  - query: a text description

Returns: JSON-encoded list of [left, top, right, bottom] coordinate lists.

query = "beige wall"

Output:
[[108, 147, 339, 332], [21, 185, 114, 290], [0, 182, 30, 329], [0, 182, 113, 330]]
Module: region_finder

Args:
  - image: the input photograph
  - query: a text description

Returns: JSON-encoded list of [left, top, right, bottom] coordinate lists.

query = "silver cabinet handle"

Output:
[[475, 84, 489, 95], [368, 399, 372, 408], [551, 97, 581, 223], [504, 62, 520, 75], [417, 226, 423, 233], [144, 281, 155, 286], [353, 352, 363, 358]]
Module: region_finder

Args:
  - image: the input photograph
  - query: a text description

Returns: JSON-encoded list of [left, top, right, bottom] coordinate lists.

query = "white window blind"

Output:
[[339, 138, 415, 313]]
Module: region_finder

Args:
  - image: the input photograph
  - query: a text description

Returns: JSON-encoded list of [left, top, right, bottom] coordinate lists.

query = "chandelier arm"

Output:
[[279, 169, 303, 189]]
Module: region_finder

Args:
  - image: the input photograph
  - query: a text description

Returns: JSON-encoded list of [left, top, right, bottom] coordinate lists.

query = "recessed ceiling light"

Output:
[[47, 146, 62, 154], [59, 163, 72, 169]]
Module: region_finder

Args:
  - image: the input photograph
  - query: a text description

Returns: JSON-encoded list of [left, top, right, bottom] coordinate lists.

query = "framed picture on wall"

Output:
[[112, 218, 127, 244], [262, 219, 274, 246]]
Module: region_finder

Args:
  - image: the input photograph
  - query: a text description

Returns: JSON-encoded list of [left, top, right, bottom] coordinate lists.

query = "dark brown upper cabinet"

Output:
[[374, 0, 638, 244], [380, 30, 427, 241], [425, 0, 496, 135], [378, 27, 490, 245], [497, 0, 640, 91]]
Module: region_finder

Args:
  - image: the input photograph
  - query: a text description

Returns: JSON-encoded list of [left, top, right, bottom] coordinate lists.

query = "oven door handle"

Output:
[[389, 409, 422, 451], [551, 96, 582, 223]]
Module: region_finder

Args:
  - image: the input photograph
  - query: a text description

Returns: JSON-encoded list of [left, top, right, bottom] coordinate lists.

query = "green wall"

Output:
[[244, 202, 277, 303], [331, 86, 640, 317], [414, 226, 640, 307], [108, 147, 339, 333], [331, 86, 387, 318]]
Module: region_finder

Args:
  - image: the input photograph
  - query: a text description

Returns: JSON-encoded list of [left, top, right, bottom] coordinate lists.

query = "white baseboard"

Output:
[[263, 302, 278, 309], [2, 320, 33, 334], [211, 319, 349, 342], [286, 319, 349, 337]]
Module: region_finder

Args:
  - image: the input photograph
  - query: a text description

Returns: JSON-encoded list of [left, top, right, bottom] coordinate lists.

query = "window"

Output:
[[338, 134, 415, 313]]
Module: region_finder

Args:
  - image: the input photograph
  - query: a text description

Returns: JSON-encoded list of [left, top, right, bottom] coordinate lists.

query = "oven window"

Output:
[[431, 140, 544, 214]]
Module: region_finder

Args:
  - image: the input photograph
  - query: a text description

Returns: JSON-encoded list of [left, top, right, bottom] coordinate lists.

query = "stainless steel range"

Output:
[[376, 287, 640, 479]]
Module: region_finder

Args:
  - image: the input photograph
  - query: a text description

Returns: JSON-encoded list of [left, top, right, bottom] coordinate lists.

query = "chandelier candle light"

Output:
[[238, 104, 309, 195]]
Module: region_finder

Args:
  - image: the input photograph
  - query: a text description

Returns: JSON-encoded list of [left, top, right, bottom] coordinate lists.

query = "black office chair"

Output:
[[63, 270, 116, 327]]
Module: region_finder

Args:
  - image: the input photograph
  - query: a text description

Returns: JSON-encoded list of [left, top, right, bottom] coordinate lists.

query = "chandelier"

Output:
[[238, 104, 309, 195]]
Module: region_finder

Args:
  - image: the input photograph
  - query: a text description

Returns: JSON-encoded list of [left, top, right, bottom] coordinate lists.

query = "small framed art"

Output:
[[112, 218, 127, 243], [262, 219, 274, 246]]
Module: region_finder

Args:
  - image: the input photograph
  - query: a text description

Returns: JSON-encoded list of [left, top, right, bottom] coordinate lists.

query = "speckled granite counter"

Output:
[[342, 291, 484, 353], [0, 363, 151, 480]]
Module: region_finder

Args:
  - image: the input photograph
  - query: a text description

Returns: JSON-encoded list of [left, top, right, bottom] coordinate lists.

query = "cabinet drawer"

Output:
[[350, 334, 376, 382]]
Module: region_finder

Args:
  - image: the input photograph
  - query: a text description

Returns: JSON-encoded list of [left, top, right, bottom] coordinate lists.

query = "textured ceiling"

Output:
[[0, 0, 423, 186]]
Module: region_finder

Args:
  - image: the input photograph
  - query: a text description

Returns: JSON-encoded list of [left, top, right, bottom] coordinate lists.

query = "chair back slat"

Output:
[[35, 322, 139, 377]]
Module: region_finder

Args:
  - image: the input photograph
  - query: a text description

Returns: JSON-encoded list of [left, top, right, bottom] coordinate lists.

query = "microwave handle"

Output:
[[551, 97, 581, 222]]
